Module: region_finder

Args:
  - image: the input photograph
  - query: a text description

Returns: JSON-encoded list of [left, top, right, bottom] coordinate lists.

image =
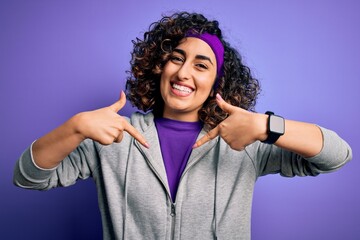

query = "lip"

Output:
[[171, 81, 194, 90], [170, 81, 195, 97]]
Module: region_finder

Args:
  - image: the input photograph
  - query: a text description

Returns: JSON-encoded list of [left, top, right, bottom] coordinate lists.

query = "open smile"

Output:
[[171, 82, 194, 96]]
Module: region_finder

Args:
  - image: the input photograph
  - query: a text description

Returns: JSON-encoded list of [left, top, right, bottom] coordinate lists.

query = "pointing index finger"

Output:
[[192, 126, 220, 148], [123, 120, 150, 148]]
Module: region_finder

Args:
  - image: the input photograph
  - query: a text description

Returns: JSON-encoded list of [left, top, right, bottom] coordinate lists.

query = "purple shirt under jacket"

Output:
[[154, 117, 202, 201]]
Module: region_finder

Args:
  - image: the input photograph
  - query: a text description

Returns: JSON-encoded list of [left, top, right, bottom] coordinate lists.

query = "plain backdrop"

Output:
[[1, 0, 359, 239]]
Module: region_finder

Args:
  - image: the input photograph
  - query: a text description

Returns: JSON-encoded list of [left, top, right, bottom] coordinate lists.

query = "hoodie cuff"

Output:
[[18, 141, 58, 182]]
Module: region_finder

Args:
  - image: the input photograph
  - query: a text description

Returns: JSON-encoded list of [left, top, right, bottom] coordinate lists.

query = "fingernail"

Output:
[[216, 93, 222, 101], [192, 143, 197, 149], [144, 142, 150, 149]]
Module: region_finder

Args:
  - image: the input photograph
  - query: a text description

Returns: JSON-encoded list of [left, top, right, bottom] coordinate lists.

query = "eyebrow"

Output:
[[173, 48, 214, 65]]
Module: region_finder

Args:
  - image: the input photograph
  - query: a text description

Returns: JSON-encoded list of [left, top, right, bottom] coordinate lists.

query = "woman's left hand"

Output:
[[193, 94, 267, 150]]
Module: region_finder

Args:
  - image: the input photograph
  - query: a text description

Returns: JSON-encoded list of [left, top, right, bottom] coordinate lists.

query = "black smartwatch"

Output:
[[262, 111, 285, 144]]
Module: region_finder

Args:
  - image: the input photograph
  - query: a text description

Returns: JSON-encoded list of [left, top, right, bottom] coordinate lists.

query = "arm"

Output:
[[32, 116, 86, 169], [195, 94, 346, 160], [253, 114, 323, 158], [26, 92, 148, 169]]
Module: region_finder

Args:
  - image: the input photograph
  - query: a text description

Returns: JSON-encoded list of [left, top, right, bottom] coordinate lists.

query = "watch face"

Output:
[[269, 115, 285, 134]]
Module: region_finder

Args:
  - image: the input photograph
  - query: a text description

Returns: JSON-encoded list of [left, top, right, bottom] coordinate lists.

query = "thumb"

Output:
[[216, 93, 236, 114], [109, 91, 126, 112]]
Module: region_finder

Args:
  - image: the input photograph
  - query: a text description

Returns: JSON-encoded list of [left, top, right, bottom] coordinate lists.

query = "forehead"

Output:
[[175, 37, 216, 59]]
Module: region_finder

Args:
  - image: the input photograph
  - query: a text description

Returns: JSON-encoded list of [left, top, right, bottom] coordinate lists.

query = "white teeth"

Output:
[[172, 83, 193, 93]]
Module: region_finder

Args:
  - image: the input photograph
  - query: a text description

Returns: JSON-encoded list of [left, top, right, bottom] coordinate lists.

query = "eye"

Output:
[[170, 55, 184, 64], [195, 63, 208, 70]]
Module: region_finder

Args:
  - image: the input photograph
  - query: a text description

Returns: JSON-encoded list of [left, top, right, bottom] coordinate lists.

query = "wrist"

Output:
[[68, 113, 87, 141], [254, 112, 268, 142]]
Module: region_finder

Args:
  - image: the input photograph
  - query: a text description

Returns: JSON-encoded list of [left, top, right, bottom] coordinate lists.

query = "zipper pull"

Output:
[[170, 203, 176, 217]]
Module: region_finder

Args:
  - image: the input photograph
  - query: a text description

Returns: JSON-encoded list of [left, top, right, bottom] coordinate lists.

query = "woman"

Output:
[[14, 12, 352, 239]]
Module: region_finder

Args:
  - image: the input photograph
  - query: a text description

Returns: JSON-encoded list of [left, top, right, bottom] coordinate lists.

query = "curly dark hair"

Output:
[[126, 11, 261, 130]]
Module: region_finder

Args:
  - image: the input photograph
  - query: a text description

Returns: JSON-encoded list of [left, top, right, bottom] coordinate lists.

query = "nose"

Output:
[[177, 61, 192, 81]]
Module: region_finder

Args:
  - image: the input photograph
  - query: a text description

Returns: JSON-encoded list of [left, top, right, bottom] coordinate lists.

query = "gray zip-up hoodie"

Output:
[[13, 112, 352, 240]]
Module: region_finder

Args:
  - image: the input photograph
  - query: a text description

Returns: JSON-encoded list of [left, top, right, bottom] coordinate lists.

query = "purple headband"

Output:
[[185, 30, 224, 87]]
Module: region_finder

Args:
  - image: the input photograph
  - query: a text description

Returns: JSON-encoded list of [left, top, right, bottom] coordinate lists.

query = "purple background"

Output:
[[1, 0, 359, 239]]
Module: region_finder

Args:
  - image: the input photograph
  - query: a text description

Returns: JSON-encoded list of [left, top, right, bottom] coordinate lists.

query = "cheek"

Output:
[[162, 61, 175, 76], [160, 71, 170, 87], [160, 63, 176, 90], [159, 76, 166, 95], [197, 76, 216, 93], [159, 73, 171, 98]]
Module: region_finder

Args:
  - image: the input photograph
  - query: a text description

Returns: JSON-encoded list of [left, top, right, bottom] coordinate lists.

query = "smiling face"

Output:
[[160, 37, 217, 122]]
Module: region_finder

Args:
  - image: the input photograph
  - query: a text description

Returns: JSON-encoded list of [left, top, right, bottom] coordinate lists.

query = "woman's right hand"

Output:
[[74, 91, 149, 148], [32, 91, 148, 169]]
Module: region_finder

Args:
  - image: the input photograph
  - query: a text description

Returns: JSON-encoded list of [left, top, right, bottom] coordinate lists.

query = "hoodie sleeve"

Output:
[[252, 126, 352, 177], [13, 139, 100, 190]]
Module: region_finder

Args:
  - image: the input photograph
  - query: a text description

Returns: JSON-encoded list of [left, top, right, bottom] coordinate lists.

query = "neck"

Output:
[[162, 111, 199, 122]]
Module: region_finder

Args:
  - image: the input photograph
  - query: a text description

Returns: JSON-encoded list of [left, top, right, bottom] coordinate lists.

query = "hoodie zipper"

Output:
[[146, 159, 177, 239], [136, 144, 177, 239], [136, 138, 219, 239], [170, 202, 176, 239]]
